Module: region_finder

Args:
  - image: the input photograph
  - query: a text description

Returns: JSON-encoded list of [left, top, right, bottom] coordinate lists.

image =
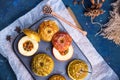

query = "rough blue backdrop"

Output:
[[0, 0, 119, 80]]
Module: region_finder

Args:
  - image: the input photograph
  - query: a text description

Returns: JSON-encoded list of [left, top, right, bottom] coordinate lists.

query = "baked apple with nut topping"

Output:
[[38, 20, 59, 42], [49, 74, 66, 80]]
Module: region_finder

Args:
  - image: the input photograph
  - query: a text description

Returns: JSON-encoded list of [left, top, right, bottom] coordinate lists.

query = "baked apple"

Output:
[[67, 59, 88, 80], [49, 74, 66, 80], [38, 20, 59, 42], [52, 32, 72, 52], [18, 29, 40, 56], [18, 36, 39, 56], [31, 53, 54, 76], [53, 45, 73, 61]]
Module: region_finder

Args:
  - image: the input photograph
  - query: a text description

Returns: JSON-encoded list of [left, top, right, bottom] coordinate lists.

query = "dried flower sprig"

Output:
[[84, 0, 105, 19], [72, 0, 105, 36], [84, 0, 105, 36], [84, 8, 104, 19], [73, 0, 105, 19]]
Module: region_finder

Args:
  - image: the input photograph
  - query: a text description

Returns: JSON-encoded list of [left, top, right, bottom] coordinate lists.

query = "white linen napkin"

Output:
[[0, 0, 119, 80]]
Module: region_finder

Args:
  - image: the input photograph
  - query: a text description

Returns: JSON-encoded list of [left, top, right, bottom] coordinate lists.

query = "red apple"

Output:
[[52, 32, 72, 52]]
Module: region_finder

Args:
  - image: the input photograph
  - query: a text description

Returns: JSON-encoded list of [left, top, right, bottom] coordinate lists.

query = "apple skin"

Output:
[[52, 32, 72, 53], [52, 45, 74, 61]]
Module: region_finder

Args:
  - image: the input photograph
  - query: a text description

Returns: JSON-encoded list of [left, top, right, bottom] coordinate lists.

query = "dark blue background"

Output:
[[0, 0, 119, 80]]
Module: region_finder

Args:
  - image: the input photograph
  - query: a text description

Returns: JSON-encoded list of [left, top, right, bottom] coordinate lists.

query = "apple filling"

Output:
[[68, 60, 88, 80], [23, 40, 34, 51], [60, 49, 69, 55]]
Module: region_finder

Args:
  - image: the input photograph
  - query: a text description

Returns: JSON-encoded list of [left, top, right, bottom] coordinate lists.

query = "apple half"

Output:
[[18, 36, 39, 56], [53, 45, 73, 61]]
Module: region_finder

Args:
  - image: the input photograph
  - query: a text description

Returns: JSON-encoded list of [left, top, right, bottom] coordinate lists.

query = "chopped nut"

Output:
[[23, 40, 33, 51]]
